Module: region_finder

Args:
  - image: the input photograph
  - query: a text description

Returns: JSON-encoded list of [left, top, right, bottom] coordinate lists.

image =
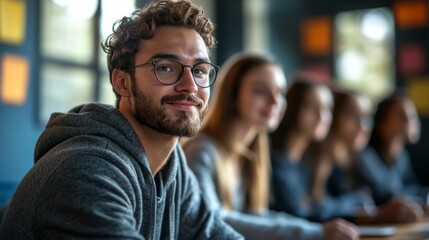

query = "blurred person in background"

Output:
[[357, 90, 429, 211], [269, 77, 334, 222], [311, 90, 423, 224], [183, 54, 359, 240]]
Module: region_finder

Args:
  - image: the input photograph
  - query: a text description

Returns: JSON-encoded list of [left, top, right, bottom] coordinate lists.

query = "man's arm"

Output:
[[32, 155, 144, 240]]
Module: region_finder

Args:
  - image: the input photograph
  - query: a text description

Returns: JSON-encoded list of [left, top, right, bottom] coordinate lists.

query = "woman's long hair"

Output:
[[202, 53, 277, 213], [270, 78, 320, 152], [310, 90, 358, 201], [369, 90, 413, 155]]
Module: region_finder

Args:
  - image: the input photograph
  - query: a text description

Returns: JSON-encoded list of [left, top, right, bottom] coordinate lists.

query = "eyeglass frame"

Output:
[[126, 57, 220, 88]]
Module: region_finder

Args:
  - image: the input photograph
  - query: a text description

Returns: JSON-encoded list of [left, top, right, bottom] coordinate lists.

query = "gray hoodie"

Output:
[[0, 103, 242, 239]]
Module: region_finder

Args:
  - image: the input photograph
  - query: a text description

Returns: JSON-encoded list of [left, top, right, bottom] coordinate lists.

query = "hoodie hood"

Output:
[[34, 103, 144, 164]]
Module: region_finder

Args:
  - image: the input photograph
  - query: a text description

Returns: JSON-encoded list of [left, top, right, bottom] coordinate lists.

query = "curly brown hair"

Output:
[[101, 0, 216, 106]]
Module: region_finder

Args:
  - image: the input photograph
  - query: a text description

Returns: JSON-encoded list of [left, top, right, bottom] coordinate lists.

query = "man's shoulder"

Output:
[[34, 135, 150, 189]]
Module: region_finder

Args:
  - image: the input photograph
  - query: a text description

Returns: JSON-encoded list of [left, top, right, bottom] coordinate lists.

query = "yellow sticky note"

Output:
[[1, 54, 29, 105], [0, 0, 26, 44], [407, 77, 429, 117]]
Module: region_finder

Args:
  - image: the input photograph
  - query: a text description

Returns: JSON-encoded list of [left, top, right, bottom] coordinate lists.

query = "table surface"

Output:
[[360, 218, 429, 240]]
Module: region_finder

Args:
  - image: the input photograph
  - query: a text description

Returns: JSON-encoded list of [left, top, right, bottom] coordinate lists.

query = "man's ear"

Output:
[[112, 69, 132, 97]]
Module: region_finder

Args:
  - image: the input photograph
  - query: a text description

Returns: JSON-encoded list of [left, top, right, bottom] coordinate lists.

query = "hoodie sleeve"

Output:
[[31, 154, 145, 240], [183, 137, 324, 240]]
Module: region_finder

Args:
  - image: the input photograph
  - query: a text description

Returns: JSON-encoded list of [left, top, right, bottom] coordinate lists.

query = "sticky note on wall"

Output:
[[301, 16, 332, 56], [1, 54, 30, 105], [394, 0, 429, 29], [398, 43, 426, 76], [407, 77, 429, 117], [0, 0, 26, 44]]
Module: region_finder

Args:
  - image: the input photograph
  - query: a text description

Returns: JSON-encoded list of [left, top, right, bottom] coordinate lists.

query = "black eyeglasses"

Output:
[[127, 58, 220, 88]]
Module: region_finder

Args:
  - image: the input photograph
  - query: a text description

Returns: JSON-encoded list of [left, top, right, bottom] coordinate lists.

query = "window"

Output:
[[334, 8, 395, 106], [39, 0, 137, 123]]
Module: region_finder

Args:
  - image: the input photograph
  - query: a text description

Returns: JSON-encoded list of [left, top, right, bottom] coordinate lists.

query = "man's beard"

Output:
[[131, 84, 207, 137]]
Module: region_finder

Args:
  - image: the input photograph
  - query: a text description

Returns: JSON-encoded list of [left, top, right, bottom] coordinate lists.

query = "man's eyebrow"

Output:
[[150, 53, 179, 60], [149, 54, 211, 63], [194, 57, 211, 63]]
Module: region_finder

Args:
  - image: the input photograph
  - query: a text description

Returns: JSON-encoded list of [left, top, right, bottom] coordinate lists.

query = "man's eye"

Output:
[[157, 65, 174, 72], [193, 68, 207, 76]]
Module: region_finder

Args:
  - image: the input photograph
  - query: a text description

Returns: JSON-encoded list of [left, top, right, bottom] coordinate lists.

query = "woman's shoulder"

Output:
[[271, 152, 298, 175], [182, 133, 218, 153], [182, 133, 220, 168]]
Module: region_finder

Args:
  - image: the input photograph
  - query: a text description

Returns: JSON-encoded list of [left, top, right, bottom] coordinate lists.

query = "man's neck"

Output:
[[120, 109, 178, 176]]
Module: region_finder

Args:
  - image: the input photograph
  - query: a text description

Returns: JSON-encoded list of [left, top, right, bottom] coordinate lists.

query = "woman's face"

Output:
[[337, 95, 372, 152], [381, 98, 421, 144], [236, 64, 287, 131], [403, 99, 421, 144], [298, 86, 333, 141]]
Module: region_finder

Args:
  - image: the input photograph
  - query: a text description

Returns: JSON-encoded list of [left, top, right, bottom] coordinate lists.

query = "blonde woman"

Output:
[[183, 53, 359, 240]]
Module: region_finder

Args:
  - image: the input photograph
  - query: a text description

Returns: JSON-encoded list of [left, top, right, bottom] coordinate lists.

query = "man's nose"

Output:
[[175, 67, 198, 94]]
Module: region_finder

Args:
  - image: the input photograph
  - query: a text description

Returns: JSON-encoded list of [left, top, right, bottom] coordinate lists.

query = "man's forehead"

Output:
[[136, 26, 209, 63]]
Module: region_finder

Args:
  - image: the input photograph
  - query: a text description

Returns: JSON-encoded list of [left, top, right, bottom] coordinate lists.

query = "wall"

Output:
[[0, 0, 43, 204], [214, 0, 243, 64]]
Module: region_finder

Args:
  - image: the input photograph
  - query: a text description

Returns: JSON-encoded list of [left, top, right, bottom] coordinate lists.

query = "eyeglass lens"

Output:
[[153, 58, 217, 87]]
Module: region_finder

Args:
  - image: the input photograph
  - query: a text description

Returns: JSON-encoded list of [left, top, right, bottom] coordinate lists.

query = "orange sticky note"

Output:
[[0, 0, 26, 44], [1, 54, 29, 105], [394, 0, 428, 29], [301, 16, 332, 56]]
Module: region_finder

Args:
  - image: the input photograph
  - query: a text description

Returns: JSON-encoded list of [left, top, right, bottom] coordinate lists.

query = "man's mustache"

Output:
[[161, 95, 204, 108]]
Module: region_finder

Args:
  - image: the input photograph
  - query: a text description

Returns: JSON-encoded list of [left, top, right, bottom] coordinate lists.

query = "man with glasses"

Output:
[[0, 1, 242, 239]]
